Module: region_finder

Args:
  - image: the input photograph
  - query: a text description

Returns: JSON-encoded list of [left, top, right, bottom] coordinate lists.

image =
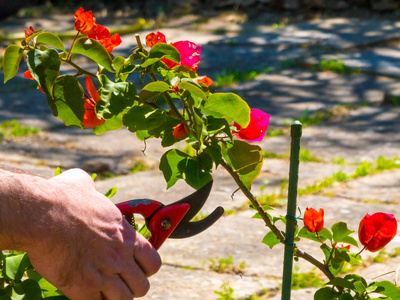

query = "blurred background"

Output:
[[1, 0, 400, 21]]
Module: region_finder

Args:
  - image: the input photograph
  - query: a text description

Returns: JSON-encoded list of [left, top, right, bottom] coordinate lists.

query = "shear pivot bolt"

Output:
[[160, 217, 172, 230]]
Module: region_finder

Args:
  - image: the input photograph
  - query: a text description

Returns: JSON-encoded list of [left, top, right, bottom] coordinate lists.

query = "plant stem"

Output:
[[294, 247, 335, 280], [220, 157, 336, 281], [220, 158, 285, 242], [62, 58, 97, 78], [67, 31, 80, 60], [148, 73, 183, 119]]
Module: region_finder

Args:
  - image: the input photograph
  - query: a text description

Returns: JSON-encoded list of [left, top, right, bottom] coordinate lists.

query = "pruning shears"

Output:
[[116, 181, 224, 250]]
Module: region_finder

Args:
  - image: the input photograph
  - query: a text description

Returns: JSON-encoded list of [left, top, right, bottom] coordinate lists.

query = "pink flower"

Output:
[[88, 25, 122, 53], [233, 109, 270, 142], [145, 32, 201, 72]]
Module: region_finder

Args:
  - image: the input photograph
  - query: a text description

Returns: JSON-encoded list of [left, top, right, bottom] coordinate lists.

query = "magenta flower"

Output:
[[233, 109, 270, 142]]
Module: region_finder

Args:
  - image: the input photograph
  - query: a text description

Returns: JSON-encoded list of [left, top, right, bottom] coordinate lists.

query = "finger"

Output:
[[132, 231, 162, 277], [119, 260, 150, 298], [101, 274, 134, 300]]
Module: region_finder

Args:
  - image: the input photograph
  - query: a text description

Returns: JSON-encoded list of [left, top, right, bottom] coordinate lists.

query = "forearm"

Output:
[[0, 167, 59, 252]]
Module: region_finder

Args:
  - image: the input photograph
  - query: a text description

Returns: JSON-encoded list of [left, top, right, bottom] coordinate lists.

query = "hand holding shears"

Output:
[[116, 181, 224, 249]]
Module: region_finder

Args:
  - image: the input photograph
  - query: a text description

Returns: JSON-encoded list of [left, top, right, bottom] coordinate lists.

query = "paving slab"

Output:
[[327, 168, 400, 203], [147, 264, 278, 300], [209, 18, 400, 50], [302, 46, 400, 78]]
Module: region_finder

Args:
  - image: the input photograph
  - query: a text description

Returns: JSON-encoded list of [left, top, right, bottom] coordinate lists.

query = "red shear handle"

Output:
[[116, 199, 162, 218], [148, 203, 190, 250], [116, 200, 190, 250]]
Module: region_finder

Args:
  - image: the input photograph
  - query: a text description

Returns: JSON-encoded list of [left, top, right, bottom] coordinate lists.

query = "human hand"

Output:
[[27, 169, 161, 299]]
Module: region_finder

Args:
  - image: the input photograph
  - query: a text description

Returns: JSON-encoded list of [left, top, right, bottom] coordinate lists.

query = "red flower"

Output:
[[358, 212, 397, 252], [173, 122, 188, 139], [303, 207, 324, 233], [83, 76, 105, 128], [88, 25, 122, 53], [193, 76, 214, 87], [145, 31, 166, 47], [74, 7, 97, 35], [335, 243, 351, 250], [24, 26, 34, 38], [233, 109, 270, 142]]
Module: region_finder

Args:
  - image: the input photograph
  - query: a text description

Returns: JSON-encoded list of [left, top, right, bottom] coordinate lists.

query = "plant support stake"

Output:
[[281, 121, 302, 300]]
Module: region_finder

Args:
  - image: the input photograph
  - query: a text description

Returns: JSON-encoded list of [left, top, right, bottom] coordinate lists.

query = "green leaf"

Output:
[[183, 157, 213, 189], [105, 187, 118, 199], [159, 149, 189, 189], [12, 279, 41, 300], [159, 149, 212, 189], [370, 281, 400, 299], [3, 45, 24, 83], [70, 38, 114, 72], [205, 141, 222, 167], [262, 231, 281, 249], [202, 93, 250, 127], [25, 30, 43, 44], [160, 118, 185, 147], [138, 82, 170, 102], [0, 286, 12, 299], [313, 287, 337, 300], [141, 43, 180, 68], [332, 222, 358, 247], [338, 293, 354, 300], [123, 106, 167, 133], [36, 32, 66, 53], [54, 167, 62, 176], [27, 48, 61, 97], [93, 114, 124, 135], [51, 75, 84, 128], [353, 281, 366, 294], [222, 140, 263, 190], [4, 254, 30, 282], [97, 75, 136, 119], [38, 277, 67, 298], [297, 227, 331, 243], [327, 277, 355, 290], [179, 81, 207, 106], [206, 116, 233, 139]]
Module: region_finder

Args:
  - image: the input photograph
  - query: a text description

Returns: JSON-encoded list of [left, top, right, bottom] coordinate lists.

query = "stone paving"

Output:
[[1, 11, 400, 300]]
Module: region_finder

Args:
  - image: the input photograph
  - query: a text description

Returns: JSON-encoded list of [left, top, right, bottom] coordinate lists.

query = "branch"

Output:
[[61, 58, 97, 78], [294, 247, 335, 280], [148, 73, 183, 120], [220, 158, 284, 242], [220, 157, 335, 281]]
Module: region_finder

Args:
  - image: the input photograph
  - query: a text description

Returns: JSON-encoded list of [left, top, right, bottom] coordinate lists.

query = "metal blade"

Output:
[[167, 180, 224, 239], [169, 206, 224, 238], [167, 180, 214, 222]]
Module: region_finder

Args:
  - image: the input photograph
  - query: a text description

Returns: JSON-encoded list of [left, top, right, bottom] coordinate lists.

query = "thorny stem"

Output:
[[219, 158, 336, 281]]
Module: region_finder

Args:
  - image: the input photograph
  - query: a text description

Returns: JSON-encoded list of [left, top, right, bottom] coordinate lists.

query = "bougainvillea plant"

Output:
[[2, 7, 399, 300]]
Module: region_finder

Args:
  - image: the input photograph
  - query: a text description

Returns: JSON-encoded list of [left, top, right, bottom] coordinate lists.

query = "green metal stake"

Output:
[[281, 121, 302, 300]]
